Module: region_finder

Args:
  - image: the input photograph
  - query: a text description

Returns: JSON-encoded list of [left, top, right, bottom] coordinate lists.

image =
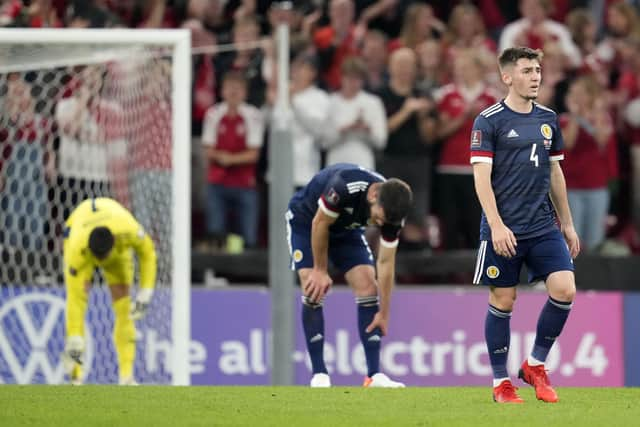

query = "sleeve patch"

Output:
[[325, 187, 340, 205], [471, 130, 482, 147]]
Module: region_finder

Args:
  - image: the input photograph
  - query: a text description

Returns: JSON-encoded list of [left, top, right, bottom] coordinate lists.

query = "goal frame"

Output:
[[0, 28, 192, 386]]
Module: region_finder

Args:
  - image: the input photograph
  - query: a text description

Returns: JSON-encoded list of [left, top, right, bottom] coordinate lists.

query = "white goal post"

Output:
[[0, 29, 191, 385]]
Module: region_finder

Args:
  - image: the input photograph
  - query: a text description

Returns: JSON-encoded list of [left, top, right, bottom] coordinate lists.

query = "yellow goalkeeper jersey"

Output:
[[63, 197, 157, 289]]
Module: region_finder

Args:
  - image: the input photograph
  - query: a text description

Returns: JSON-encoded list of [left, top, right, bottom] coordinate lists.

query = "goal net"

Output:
[[0, 29, 190, 385]]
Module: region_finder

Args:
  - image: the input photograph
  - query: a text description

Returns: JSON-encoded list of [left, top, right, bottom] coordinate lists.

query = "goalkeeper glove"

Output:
[[64, 335, 84, 368], [131, 288, 153, 321]]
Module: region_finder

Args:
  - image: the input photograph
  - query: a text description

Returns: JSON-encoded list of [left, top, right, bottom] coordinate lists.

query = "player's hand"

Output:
[[131, 288, 153, 321], [562, 224, 581, 259], [491, 222, 517, 258], [64, 336, 84, 366], [304, 269, 332, 303], [131, 301, 150, 321], [365, 311, 388, 336]]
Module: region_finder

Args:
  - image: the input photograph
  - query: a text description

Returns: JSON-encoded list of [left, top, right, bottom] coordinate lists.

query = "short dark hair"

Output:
[[88, 226, 114, 259], [498, 47, 543, 69], [378, 178, 413, 225]]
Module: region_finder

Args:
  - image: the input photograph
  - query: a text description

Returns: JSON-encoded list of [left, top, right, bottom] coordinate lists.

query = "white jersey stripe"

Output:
[[534, 102, 556, 113], [484, 107, 504, 118], [346, 181, 369, 188], [480, 103, 502, 116]]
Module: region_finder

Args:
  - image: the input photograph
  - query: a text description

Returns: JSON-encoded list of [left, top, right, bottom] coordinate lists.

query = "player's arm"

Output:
[[219, 148, 260, 166], [369, 240, 397, 336], [549, 161, 580, 258], [126, 219, 157, 319], [472, 161, 517, 258], [470, 116, 517, 258], [305, 208, 337, 302]]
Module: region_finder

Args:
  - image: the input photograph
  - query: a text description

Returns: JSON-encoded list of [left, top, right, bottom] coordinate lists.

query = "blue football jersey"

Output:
[[288, 163, 402, 243], [470, 101, 565, 240]]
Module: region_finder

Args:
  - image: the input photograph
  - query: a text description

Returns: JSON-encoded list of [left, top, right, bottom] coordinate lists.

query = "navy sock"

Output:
[[485, 304, 511, 379], [357, 296, 381, 378], [301, 297, 327, 374], [532, 296, 573, 362]]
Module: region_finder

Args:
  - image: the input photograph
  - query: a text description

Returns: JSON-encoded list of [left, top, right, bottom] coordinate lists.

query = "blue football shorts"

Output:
[[473, 228, 574, 287], [286, 210, 374, 273]]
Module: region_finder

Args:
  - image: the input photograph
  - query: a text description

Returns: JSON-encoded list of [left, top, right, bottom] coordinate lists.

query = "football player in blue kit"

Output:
[[470, 47, 580, 403], [287, 163, 412, 388]]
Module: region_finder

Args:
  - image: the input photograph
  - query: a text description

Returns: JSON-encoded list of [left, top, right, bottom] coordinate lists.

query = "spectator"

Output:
[[442, 3, 496, 57], [388, 3, 445, 53], [287, 53, 330, 189], [560, 75, 617, 251], [2, 0, 62, 27], [377, 48, 438, 250], [201, 71, 265, 251], [627, 97, 640, 239], [361, 29, 389, 93], [1, 74, 56, 251], [499, 0, 582, 69], [54, 65, 112, 221], [182, 17, 217, 135], [588, 2, 640, 81], [313, 0, 360, 91], [322, 57, 387, 170], [434, 50, 498, 250], [215, 15, 266, 107], [535, 42, 571, 112], [415, 39, 448, 95], [566, 8, 598, 58]]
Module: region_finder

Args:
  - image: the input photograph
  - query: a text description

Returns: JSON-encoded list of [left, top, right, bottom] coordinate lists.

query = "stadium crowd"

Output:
[[2, 0, 640, 256]]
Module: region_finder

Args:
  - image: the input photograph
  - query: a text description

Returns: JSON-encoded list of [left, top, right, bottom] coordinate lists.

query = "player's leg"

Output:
[[104, 252, 137, 385], [566, 190, 586, 247], [520, 230, 575, 402], [235, 187, 258, 248], [581, 189, 609, 251], [205, 183, 227, 249], [475, 239, 524, 403], [336, 231, 403, 388], [286, 212, 329, 387]]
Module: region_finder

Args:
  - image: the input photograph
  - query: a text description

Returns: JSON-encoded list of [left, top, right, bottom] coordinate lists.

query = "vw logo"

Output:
[[0, 292, 94, 384]]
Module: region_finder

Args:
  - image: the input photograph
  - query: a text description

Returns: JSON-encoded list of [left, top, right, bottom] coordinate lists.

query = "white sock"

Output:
[[528, 355, 545, 366], [493, 377, 510, 387]]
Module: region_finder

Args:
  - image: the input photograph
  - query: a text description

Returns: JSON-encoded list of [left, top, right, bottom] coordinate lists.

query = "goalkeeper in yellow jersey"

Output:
[[63, 197, 157, 385]]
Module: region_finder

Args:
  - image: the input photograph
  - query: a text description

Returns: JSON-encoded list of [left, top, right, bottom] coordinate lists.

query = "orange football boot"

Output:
[[518, 360, 559, 403]]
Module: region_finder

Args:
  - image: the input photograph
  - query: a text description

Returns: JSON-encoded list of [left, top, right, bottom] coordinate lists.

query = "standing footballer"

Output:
[[287, 163, 412, 388], [470, 47, 580, 403]]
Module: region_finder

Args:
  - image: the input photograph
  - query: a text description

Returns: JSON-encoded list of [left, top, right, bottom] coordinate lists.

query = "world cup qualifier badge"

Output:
[[471, 130, 482, 147], [326, 188, 340, 205]]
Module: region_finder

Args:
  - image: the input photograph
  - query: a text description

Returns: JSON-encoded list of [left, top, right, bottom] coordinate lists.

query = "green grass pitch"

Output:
[[2, 386, 639, 426]]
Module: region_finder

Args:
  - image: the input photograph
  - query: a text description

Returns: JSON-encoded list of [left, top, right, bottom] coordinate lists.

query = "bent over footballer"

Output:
[[287, 163, 412, 388]]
